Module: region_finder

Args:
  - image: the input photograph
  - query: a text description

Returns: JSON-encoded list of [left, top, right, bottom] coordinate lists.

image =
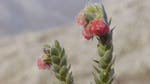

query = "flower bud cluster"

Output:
[[76, 3, 110, 40], [37, 45, 51, 70]]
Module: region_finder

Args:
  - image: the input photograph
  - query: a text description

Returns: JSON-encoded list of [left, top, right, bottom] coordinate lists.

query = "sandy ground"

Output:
[[0, 0, 150, 84]]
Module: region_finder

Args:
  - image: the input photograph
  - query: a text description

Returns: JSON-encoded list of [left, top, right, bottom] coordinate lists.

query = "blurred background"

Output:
[[0, 0, 150, 84], [0, 0, 86, 36]]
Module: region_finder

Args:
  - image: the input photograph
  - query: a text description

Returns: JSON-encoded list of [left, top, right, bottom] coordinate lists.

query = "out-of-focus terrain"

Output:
[[0, 0, 86, 35], [0, 0, 150, 84]]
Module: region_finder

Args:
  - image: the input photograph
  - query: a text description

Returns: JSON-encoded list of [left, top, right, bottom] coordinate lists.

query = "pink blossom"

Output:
[[76, 14, 87, 27], [82, 29, 93, 40], [90, 20, 110, 36], [37, 56, 50, 70]]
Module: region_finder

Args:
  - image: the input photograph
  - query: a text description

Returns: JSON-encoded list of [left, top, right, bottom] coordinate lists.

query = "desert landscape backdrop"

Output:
[[0, 0, 150, 84]]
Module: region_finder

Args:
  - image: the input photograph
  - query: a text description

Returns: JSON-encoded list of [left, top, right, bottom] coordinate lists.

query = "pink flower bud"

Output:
[[82, 29, 93, 40], [90, 20, 109, 36], [76, 14, 87, 27], [37, 55, 50, 70]]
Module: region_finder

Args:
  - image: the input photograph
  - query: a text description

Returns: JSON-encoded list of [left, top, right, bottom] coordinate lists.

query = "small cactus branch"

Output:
[[43, 41, 74, 84], [76, 1, 115, 84], [93, 31, 115, 84]]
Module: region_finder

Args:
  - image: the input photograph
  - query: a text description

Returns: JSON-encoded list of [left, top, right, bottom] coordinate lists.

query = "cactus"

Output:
[[38, 1, 115, 84], [43, 41, 74, 84], [93, 30, 115, 84], [76, 1, 115, 84]]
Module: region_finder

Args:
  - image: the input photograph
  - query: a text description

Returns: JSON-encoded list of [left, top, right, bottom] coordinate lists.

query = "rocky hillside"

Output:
[[0, 0, 150, 84]]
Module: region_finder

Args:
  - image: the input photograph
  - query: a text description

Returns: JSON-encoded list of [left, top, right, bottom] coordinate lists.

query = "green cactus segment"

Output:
[[43, 40, 74, 84], [93, 40, 114, 84]]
